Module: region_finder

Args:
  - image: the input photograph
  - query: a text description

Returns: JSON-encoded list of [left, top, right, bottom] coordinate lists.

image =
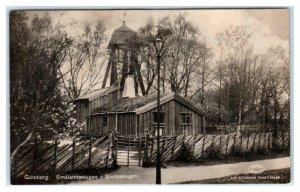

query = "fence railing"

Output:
[[11, 131, 290, 181], [143, 136, 184, 165], [143, 131, 289, 164], [12, 134, 114, 180]]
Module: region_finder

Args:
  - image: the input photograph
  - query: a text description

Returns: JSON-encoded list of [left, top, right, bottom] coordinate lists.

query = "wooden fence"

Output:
[[116, 136, 145, 166], [143, 135, 184, 165], [12, 134, 114, 179], [143, 132, 289, 164], [12, 131, 290, 179]]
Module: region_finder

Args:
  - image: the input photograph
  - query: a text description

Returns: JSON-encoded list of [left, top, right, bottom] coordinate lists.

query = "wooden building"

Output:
[[76, 91, 207, 137], [74, 21, 213, 137], [74, 84, 119, 132]]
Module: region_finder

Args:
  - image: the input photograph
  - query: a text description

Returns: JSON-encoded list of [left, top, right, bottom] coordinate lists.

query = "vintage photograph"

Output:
[[9, 9, 290, 184]]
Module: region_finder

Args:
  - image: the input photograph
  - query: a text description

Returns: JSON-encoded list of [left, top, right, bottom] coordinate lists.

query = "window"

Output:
[[181, 113, 192, 124], [153, 112, 165, 124]]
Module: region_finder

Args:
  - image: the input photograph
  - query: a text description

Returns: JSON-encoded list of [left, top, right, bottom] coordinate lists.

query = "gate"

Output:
[[116, 136, 145, 166]]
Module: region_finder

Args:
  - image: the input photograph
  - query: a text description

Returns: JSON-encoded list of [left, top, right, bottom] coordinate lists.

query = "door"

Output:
[[116, 136, 145, 166]]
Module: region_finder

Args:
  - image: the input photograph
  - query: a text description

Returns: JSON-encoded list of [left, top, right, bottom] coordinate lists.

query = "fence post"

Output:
[[143, 134, 149, 166], [201, 134, 206, 158], [219, 134, 223, 155], [268, 132, 271, 151], [240, 133, 243, 153], [246, 132, 250, 153], [150, 138, 154, 163], [264, 132, 267, 151], [138, 137, 142, 166], [219, 134, 223, 148], [252, 132, 257, 153], [192, 135, 197, 157], [212, 135, 215, 150], [232, 132, 237, 154], [88, 138, 92, 169], [161, 137, 166, 162], [106, 134, 112, 170], [72, 138, 76, 170], [171, 136, 177, 160], [127, 137, 130, 166], [114, 132, 118, 167], [225, 134, 230, 157], [53, 139, 58, 178], [257, 132, 261, 151]]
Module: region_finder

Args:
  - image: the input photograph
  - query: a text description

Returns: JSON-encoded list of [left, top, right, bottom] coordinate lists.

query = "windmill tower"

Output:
[[102, 20, 145, 98]]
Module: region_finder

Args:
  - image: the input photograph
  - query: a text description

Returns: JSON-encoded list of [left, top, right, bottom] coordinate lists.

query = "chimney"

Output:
[[122, 75, 136, 98]]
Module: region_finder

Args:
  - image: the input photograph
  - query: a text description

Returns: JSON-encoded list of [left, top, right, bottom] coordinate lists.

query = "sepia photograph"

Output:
[[9, 8, 290, 185]]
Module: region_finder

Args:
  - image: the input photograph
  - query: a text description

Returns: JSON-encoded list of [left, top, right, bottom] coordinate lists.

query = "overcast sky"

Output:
[[23, 9, 290, 93], [26, 9, 289, 57]]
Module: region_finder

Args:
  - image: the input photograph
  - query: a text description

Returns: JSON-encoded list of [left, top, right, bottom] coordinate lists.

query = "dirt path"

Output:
[[73, 157, 290, 184]]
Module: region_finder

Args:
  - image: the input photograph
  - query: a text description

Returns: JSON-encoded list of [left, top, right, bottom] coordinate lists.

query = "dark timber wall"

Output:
[[76, 90, 119, 134], [88, 99, 205, 137], [90, 113, 137, 136], [138, 100, 205, 137]]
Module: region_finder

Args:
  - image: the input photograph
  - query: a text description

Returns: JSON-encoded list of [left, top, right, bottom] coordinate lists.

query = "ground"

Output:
[[72, 156, 290, 184]]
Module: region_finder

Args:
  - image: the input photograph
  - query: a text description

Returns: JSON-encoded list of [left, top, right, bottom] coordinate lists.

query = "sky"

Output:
[[24, 9, 290, 92], [26, 9, 289, 56]]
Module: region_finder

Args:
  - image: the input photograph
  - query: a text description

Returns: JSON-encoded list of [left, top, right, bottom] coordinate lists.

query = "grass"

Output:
[[177, 168, 290, 184]]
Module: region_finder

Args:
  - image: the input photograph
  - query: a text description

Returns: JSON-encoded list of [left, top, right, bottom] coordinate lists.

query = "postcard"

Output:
[[9, 8, 290, 184]]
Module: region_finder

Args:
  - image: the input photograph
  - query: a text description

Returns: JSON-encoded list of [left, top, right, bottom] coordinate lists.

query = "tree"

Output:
[[127, 19, 172, 96], [189, 42, 215, 103], [214, 25, 289, 131], [60, 22, 107, 99], [158, 14, 213, 98], [132, 19, 158, 95], [10, 12, 72, 160], [258, 45, 289, 133], [126, 14, 212, 98], [215, 26, 264, 127]]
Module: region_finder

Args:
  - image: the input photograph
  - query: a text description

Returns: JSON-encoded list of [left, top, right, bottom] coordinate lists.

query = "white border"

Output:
[[1, 0, 299, 192]]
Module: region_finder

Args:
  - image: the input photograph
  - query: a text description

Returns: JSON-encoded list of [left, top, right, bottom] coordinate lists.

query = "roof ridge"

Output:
[[74, 87, 109, 101], [114, 22, 135, 33], [134, 92, 207, 116]]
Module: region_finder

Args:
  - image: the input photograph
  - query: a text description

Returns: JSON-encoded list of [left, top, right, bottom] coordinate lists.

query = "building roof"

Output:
[[73, 88, 108, 101], [107, 21, 137, 49], [91, 92, 208, 116], [134, 92, 207, 115], [74, 83, 119, 102], [92, 92, 169, 113]]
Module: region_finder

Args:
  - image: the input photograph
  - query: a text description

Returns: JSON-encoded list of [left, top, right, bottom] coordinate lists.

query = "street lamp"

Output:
[[153, 25, 164, 184]]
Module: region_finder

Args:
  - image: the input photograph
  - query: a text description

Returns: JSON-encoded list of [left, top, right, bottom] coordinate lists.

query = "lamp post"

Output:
[[153, 25, 164, 184]]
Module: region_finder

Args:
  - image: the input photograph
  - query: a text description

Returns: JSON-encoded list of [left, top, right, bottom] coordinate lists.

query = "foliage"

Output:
[[59, 21, 108, 99], [10, 11, 72, 151], [129, 14, 214, 97], [123, 14, 289, 129], [41, 100, 85, 141], [213, 25, 289, 129]]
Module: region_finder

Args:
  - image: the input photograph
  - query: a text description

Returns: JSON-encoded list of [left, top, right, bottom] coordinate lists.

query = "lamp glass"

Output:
[[154, 36, 164, 55]]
